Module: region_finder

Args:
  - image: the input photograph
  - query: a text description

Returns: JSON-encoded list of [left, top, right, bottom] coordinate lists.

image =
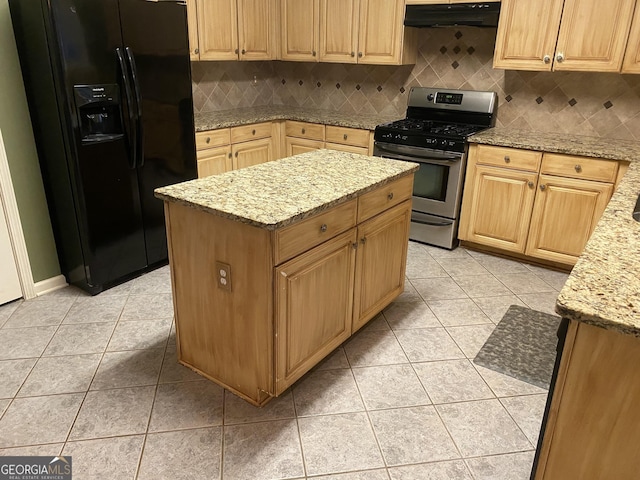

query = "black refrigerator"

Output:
[[9, 0, 197, 294]]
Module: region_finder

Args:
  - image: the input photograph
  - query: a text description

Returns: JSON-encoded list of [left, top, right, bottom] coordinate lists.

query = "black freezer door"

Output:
[[49, 0, 147, 288], [119, 0, 197, 266]]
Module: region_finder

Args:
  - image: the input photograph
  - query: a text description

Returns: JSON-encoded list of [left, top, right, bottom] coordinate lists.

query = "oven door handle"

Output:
[[411, 216, 454, 227], [374, 142, 463, 164]]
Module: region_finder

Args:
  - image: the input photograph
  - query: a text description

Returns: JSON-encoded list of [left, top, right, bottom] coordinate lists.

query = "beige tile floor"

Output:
[[0, 241, 569, 479]]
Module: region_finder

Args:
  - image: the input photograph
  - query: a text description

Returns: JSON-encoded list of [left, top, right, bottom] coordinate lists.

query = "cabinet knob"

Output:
[[194, 48, 199, 54], [504, 156, 511, 163], [235, 152, 238, 158], [241, 49, 246, 55], [343, 134, 348, 140], [556, 52, 565, 63], [320, 224, 327, 233], [575, 164, 582, 173], [252, 129, 256, 135], [528, 181, 534, 188], [360, 237, 367, 245], [312, 50, 316, 57], [235, 48, 239, 54], [205, 137, 211, 144], [387, 192, 394, 200], [350, 52, 355, 57], [358, 52, 363, 58], [540, 184, 547, 191], [301, 128, 306, 134], [543, 54, 551, 64], [228, 153, 232, 159], [352, 242, 358, 249]]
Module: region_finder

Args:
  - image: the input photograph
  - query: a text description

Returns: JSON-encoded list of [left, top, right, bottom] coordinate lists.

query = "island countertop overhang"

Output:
[[154, 149, 419, 230]]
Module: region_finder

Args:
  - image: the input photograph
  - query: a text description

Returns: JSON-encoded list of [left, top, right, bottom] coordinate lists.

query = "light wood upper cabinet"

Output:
[[195, 0, 239, 61], [622, 1, 640, 73], [358, 0, 416, 65], [191, 0, 275, 61], [281, 0, 319, 61], [525, 175, 613, 264], [320, 0, 359, 63], [555, 0, 636, 72], [494, 0, 564, 71], [494, 0, 636, 72]]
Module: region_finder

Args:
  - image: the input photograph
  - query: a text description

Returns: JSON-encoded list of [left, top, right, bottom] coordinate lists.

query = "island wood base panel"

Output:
[[163, 175, 413, 406], [534, 321, 640, 479]]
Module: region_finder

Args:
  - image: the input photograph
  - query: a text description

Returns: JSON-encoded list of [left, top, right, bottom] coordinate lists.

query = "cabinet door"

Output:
[[555, 0, 636, 72], [281, 0, 319, 61], [357, 0, 407, 64], [460, 165, 538, 253], [237, 0, 275, 60], [186, 0, 200, 60], [197, 147, 232, 178], [353, 200, 411, 332], [493, 0, 565, 71], [319, 0, 359, 63], [325, 143, 368, 155], [196, 0, 238, 60], [233, 137, 273, 170], [622, 1, 640, 73], [526, 175, 613, 265], [275, 229, 357, 394], [285, 137, 324, 157]]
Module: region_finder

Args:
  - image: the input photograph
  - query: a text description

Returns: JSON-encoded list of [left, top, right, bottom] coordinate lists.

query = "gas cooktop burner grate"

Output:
[[382, 119, 484, 138]]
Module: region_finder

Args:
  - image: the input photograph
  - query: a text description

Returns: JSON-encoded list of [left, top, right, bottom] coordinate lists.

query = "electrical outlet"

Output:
[[215, 261, 232, 292]]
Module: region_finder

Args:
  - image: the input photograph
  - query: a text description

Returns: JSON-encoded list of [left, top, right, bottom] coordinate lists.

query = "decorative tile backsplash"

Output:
[[192, 27, 640, 140]]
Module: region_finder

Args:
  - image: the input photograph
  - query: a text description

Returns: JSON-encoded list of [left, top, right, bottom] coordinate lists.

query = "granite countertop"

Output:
[[469, 127, 640, 162], [155, 149, 418, 230], [194, 105, 399, 132], [556, 161, 640, 336]]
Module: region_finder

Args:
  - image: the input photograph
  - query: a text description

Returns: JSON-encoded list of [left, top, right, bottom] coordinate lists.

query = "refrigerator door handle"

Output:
[[116, 47, 137, 169], [125, 47, 144, 168]]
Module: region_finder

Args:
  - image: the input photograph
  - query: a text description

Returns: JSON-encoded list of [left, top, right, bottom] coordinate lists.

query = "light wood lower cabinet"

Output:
[[165, 175, 413, 405], [233, 137, 273, 169], [460, 144, 621, 266], [197, 146, 233, 177], [285, 137, 325, 156]]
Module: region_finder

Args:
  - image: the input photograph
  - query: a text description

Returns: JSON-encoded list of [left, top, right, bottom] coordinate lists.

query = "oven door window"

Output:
[[413, 163, 449, 202]]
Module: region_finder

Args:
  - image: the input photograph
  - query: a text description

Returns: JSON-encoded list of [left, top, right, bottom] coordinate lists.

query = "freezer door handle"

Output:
[[116, 47, 137, 169], [125, 47, 144, 168]]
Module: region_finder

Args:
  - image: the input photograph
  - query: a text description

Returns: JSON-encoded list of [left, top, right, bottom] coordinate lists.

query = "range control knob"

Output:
[[427, 94, 435, 102]]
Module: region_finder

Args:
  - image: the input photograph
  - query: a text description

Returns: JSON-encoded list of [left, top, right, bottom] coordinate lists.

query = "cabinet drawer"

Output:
[[274, 199, 357, 265], [475, 145, 542, 172], [195, 129, 230, 150], [325, 143, 369, 155], [325, 126, 370, 148], [285, 121, 325, 141], [541, 153, 618, 183], [357, 174, 413, 222], [230, 122, 272, 143]]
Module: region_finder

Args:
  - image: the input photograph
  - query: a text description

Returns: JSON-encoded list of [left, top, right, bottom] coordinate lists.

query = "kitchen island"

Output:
[[532, 160, 640, 479], [155, 150, 418, 405]]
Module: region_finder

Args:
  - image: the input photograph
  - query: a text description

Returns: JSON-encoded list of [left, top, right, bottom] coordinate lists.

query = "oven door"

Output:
[[373, 142, 465, 219]]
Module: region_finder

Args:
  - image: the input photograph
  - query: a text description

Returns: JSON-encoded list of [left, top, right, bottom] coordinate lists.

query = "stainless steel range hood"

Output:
[[404, 3, 501, 28]]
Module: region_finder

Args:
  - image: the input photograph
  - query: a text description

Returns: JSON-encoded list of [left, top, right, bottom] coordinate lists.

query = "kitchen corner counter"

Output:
[[155, 149, 418, 230], [469, 128, 640, 162], [556, 160, 640, 336], [194, 105, 399, 132]]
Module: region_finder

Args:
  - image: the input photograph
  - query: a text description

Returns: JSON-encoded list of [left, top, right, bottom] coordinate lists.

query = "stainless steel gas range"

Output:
[[373, 87, 497, 250]]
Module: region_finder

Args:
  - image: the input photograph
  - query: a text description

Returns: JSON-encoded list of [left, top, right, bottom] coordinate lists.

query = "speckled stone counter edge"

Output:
[[195, 105, 399, 132], [469, 128, 640, 163], [556, 161, 640, 337]]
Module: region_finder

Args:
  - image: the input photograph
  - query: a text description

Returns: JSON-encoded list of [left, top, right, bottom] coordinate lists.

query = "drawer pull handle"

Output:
[[343, 134, 348, 140], [206, 137, 211, 144], [302, 128, 306, 134], [528, 181, 534, 188], [540, 184, 547, 191], [504, 155, 511, 163], [575, 164, 582, 173], [388, 192, 394, 200], [320, 224, 328, 233], [252, 129, 256, 135]]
